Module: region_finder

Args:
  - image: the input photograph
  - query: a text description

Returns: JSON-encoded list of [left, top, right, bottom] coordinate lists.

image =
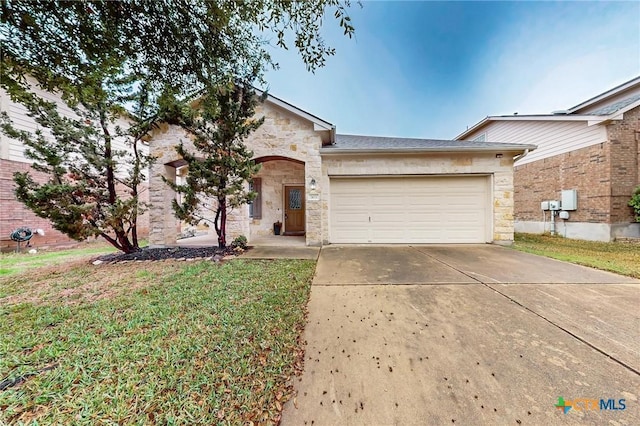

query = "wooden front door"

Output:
[[284, 186, 305, 235]]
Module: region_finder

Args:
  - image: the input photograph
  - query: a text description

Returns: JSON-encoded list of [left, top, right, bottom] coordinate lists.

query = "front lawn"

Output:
[[513, 233, 640, 278], [0, 258, 315, 424], [0, 242, 117, 277]]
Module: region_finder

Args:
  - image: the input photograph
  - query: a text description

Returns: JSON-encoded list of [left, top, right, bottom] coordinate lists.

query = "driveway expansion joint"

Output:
[[484, 283, 640, 377], [410, 245, 640, 377]]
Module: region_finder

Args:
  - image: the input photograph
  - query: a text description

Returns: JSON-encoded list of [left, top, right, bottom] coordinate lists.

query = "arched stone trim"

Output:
[[254, 155, 305, 166]]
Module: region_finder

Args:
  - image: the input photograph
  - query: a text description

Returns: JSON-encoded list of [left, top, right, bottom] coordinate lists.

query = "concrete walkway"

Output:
[[241, 245, 319, 260], [172, 233, 318, 259], [282, 245, 640, 425]]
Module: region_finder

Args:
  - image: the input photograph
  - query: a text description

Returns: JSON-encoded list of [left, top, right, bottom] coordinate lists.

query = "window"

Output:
[[472, 133, 486, 142], [249, 178, 262, 219]]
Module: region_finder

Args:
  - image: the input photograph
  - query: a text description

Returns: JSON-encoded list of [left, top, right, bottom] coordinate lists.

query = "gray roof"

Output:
[[588, 94, 640, 116], [320, 134, 535, 154]]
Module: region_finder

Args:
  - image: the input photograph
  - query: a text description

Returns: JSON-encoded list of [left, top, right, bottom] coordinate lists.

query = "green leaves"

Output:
[[164, 79, 263, 247], [1, 0, 357, 251], [1, 62, 154, 252], [628, 186, 640, 222]]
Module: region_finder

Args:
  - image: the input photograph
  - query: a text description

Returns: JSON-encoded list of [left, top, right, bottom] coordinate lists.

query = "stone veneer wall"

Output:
[[147, 124, 192, 246], [0, 158, 73, 251], [321, 152, 516, 243], [251, 160, 305, 238], [245, 102, 324, 246], [147, 101, 326, 246]]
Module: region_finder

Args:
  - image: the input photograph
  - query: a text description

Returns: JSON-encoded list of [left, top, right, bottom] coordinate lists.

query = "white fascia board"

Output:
[[257, 91, 335, 143], [567, 76, 640, 113], [487, 115, 603, 122], [588, 114, 623, 126], [254, 88, 335, 130], [320, 146, 536, 156], [456, 114, 604, 140], [313, 122, 332, 131], [455, 114, 616, 140], [455, 117, 491, 140]]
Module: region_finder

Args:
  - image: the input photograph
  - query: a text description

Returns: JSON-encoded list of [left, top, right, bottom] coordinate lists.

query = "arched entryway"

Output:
[[251, 156, 306, 241]]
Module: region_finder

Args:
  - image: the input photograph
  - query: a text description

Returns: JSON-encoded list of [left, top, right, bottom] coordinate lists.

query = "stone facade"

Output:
[[321, 152, 517, 243], [251, 160, 305, 238], [147, 97, 524, 247], [514, 105, 640, 241], [147, 124, 193, 246], [147, 100, 327, 247]]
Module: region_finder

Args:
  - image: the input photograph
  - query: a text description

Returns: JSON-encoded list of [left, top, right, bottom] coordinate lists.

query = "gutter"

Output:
[[513, 148, 530, 162], [320, 146, 537, 156]]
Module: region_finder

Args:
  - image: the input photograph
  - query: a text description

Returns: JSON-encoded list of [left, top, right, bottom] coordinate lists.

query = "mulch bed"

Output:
[[97, 246, 247, 264]]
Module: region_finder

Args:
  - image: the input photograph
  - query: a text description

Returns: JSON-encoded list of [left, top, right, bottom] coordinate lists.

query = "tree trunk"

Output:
[[218, 198, 227, 248]]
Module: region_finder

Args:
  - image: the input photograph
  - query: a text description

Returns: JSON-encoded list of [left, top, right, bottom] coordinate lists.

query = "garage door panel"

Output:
[[330, 176, 489, 244], [406, 212, 440, 222], [333, 213, 369, 223], [371, 197, 400, 208], [333, 194, 369, 207]]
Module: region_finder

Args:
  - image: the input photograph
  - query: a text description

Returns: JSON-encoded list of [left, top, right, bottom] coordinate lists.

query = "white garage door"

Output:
[[329, 176, 490, 243]]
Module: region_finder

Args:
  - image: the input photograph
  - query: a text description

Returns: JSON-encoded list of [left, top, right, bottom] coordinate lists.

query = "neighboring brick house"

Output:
[[0, 82, 150, 252], [149, 93, 533, 246], [456, 76, 640, 241]]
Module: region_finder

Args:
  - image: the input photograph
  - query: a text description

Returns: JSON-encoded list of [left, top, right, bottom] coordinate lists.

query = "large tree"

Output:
[[0, 66, 154, 253], [162, 79, 265, 248], [0, 0, 356, 252]]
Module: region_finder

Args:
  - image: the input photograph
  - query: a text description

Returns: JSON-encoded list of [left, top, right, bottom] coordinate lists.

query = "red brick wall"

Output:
[[514, 142, 612, 223], [514, 106, 640, 225], [607, 106, 640, 223], [1, 158, 149, 252]]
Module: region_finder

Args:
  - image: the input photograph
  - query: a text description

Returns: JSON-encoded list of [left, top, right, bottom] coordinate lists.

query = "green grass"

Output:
[[513, 233, 640, 278], [0, 242, 117, 277], [0, 258, 315, 424]]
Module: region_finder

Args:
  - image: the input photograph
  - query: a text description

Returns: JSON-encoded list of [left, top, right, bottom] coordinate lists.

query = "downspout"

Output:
[[513, 148, 530, 162]]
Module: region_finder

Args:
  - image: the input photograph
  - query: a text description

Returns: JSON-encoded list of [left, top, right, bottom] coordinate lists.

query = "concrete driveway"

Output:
[[281, 245, 640, 425]]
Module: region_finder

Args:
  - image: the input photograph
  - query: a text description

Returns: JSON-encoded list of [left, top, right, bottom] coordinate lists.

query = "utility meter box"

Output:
[[549, 200, 561, 211], [559, 211, 570, 220], [561, 189, 578, 211], [540, 201, 550, 211]]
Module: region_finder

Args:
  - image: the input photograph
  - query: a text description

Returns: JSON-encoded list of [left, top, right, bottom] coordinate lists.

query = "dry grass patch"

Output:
[[0, 258, 315, 425], [0, 261, 181, 306], [0, 241, 116, 277]]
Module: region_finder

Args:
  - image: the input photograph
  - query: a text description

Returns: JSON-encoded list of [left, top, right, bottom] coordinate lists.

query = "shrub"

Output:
[[628, 186, 640, 222], [230, 235, 248, 250]]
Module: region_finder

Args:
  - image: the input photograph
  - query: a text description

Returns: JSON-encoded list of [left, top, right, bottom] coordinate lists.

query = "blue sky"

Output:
[[263, 1, 640, 139]]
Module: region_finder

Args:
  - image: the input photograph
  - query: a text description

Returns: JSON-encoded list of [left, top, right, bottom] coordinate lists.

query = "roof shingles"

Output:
[[587, 94, 640, 116], [321, 134, 535, 153]]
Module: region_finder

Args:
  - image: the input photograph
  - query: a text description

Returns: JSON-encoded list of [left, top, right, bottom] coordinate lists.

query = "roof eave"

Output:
[[320, 145, 537, 156], [254, 88, 335, 130], [457, 114, 618, 139], [455, 117, 492, 139], [567, 76, 640, 114]]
